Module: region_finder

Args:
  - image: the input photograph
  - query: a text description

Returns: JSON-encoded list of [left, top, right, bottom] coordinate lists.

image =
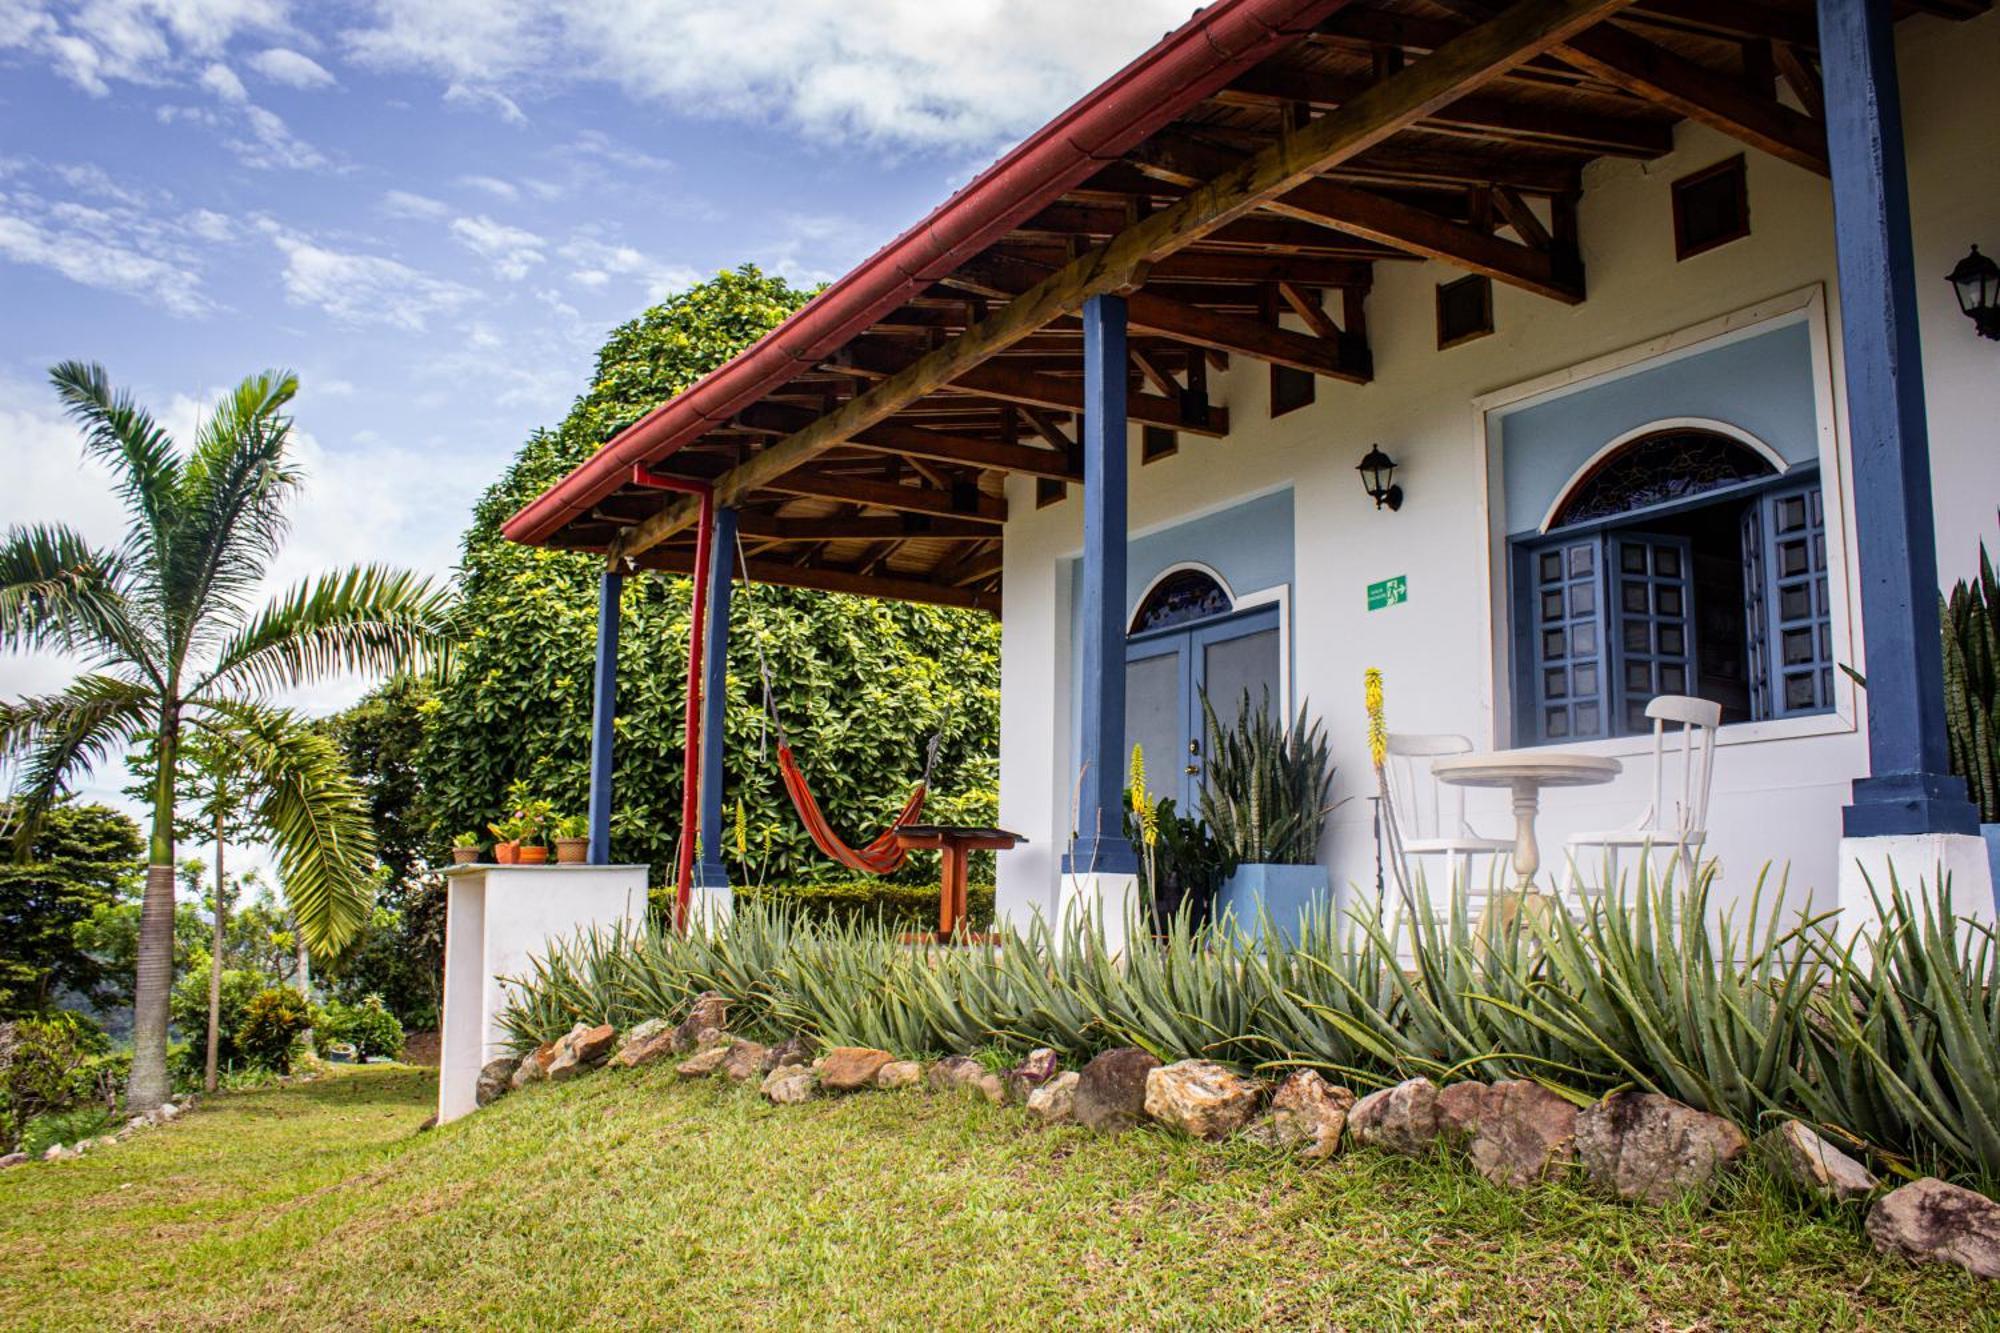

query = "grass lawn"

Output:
[[4, 1065, 1997, 1330]]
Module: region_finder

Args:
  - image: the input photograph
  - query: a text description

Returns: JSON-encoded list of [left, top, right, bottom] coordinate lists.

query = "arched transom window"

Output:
[[1551, 430, 1777, 529], [1130, 568, 1231, 634]]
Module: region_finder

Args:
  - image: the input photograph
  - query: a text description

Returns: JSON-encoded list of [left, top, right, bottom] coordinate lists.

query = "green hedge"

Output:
[[647, 880, 994, 931]]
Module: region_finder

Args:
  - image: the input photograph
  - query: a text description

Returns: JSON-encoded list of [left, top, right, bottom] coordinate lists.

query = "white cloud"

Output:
[[261, 220, 476, 330], [559, 234, 696, 302], [442, 81, 526, 125], [449, 213, 544, 280], [568, 129, 672, 174], [0, 183, 212, 314], [340, 0, 1203, 151], [246, 46, 335, 89], [4, 0, 288, 95], [198, 59, 247, 101], [380, 188, 449, 219], [228, 103, 328, 170], [456, 173, 518, 201]]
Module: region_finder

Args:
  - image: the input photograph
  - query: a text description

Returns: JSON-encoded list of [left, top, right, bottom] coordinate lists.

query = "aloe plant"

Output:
[[1197, 690, 1336, 866], [1942, 516, 2000, 822]]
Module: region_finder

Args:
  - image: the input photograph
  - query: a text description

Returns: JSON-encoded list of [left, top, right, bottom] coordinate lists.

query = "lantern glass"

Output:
[[1357, 445, 1397, 507], [1948, 245, 2000, 318]]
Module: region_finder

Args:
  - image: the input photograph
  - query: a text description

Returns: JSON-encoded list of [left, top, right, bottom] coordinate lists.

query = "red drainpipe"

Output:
[[631, 465, 714, 930]]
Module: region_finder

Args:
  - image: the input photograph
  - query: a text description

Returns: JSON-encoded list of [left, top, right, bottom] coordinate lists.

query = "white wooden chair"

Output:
[[1384, 732, 1514, 920], [1562, 695, 1722, 904]]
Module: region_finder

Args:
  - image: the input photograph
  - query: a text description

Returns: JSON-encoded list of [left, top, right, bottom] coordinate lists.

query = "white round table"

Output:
[[1431, 750, 1622, 894]]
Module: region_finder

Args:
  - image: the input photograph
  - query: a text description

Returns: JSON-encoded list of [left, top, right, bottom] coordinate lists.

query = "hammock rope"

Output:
[[735, 526, 941, 875]]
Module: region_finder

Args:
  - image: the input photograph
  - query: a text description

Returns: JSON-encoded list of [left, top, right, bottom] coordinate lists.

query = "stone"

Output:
[[616, 1017, 671, 1054], [41, 1144, 65, 1161], [1867, 1177, 2000, 1279], [1144, 1060, 1263, 1140], [1006, 1048, 1062, 1103], [1074, 1047, 1162, 1134], [719, 1040, 771, 1083], [417, 1114, 437, 1133], [1465, 1081, 1578, 1189], [927, 1055, 986, 1093], [671, 992, 731, 1053], [675, 1043, 732, 1078], [1575, 1091, 1748, 1205], [875, 1060, 924, 1090], [511, 1041, 558, 1090], [1435, 1081, 1491, 1148], [768, 1033, 816, 1070], [1347, 1077, 1442, 1157], [546, 1022, 616, 1081], [154, 1101, 179, 1121], [1027, 1071, 1081, 1125], [125, 1116, 148, 1133], [0, 1152, 25, 1168], [1243, 1070, 1355, 1159], [818, 1047, 895, 1093], [609, 1026, 678, 1070], [972, 1072, 1008, 1105], [762, 1064, 817, 1105], [1757, 1120, 1878, 1204], [475, 1056, 520, 1107]]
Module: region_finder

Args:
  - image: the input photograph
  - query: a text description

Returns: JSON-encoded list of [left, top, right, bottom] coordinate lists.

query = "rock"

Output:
[[475, 1056, 520, 1107], [1465, 1081, 1578, 1188], [1006, 1048, 1062, 1103], [927, 1055, 986, 1093], [1348, 1078, 1442, 1157], [875, 1060, 924, 1090], [1867, 1177, 2000, 1278], [125, 1116, 148, 1133], [1758, 1120, 1878, 1204], [671, 992, 731, 1053], [0, 1152, 25, 1168], [546, 1022, 616, 1081], [762, 1064, 817, 1105], [609, 1025, 678, 1070], [719, 1040, 771, 1083], [1435, 1081, 1491, 1147], [675, 1043, 732, 1078], [972, 1072, 1008, 1105], [154, 1101, 180, 1122], [1243, 1070, 1355, 1159], [1027, 1071, 1081, 1125], [1575, 1091, 1747, 1205], [41, 1144, 65, 1161], [1074, 1047, 1163, 1134], [818, 1047, 895, 1093], [616, 1018, 671, 1055], [511, 1041, 558, 1089], [1144, 1060, 1263, 1140], [768, 1033, 816, 1070], [416, 1114, 437, 1133]]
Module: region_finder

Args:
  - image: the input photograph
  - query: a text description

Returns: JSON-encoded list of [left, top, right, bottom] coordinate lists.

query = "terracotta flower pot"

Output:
[[554, 837, 588, 865], [451, 847, 480, 865], [494, 840, 521, 865], [518, 844, 550, 865]]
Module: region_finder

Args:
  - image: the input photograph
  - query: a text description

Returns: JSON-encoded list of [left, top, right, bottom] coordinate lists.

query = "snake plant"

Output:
[[1197, 689, 1336, 866], [1942, 517, 1999, 822]]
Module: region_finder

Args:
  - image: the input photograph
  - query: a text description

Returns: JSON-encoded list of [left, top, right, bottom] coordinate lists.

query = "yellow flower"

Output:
[[734, 799, 749, 861], [1129, 744, 1159, 847], [1365, 668, 1388, 771]]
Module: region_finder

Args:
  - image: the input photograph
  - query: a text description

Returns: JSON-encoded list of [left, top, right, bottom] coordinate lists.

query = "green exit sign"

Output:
[[1367, 575, 1408, 612]]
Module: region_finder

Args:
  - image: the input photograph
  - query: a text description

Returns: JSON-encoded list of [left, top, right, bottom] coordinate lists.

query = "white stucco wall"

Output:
[[996, 10, 2000, 927]]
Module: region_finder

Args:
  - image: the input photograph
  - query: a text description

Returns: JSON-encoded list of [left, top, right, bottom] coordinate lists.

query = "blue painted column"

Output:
[[587, 570, 624, 864], [1818, 0, 1978, 836], [695, 506, 737, 889], [1063, 294, 1139, 875]]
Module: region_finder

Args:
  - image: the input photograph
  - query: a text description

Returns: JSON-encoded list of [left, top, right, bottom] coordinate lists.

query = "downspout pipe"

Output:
[[632, 466, 716, 928]]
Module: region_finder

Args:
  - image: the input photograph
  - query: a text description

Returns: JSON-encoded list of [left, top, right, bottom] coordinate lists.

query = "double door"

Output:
[[1124, 606, 1282, 811]]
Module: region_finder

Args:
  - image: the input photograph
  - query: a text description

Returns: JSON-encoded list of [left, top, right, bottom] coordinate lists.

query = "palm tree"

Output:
[[0, 364, 452, 1110]]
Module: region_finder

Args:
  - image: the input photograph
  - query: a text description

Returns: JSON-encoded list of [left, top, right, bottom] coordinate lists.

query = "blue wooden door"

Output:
[[1125, 606, 1281, 810]]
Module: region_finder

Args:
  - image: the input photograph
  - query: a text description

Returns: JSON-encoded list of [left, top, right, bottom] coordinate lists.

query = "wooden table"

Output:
[[1431, 751, 1621, 916], [893, 825, 1024, 942]]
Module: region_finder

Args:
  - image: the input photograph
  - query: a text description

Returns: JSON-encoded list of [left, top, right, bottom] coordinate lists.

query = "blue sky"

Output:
[[0, 0, 1198, 848]]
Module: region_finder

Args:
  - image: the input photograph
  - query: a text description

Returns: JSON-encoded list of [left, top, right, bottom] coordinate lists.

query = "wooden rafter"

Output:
[[635, 546, 1000, 614]]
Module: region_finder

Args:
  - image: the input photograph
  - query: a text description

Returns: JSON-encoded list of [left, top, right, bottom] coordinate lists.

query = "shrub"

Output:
[[169, 961, 268, 1069], [696, 879, 995, 931], [0, 1012, 111, 1144], [234, 987, 313, 1073], [19, 1105, 113, 1158], [1197, 690, 1335, 867], [319, 994, 405, 1062]]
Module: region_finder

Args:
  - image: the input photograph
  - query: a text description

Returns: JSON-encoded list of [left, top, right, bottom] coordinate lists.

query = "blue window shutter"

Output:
[[1745, 481, 1834, 719], [1525, 535, 1609, 741], [1607, 534, 1697, 734]]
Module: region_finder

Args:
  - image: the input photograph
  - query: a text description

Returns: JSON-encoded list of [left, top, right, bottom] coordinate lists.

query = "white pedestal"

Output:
[[1835, 833, 1997, 949], [437, 864, 647, 1124], [685, 883, 733, 932], [1058, 871, 1142, 957]]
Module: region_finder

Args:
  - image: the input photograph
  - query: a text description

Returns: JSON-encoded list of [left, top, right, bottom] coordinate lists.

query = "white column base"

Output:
[[685, 883, 734, 933], [1835, 833, 1997, 946], [437, 864, 647, 1124], [1058, 870, 1141, 957]]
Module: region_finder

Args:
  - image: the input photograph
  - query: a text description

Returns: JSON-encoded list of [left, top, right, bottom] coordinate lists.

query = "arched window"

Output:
[[1551, 430, 1777, 528], [1130, 568, 1231, 633], [1516, 427, 1830, 743]]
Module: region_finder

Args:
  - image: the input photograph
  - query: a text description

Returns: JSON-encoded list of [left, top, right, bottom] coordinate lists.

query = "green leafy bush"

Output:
[[234, 987, 313, 1073], [730, 879, 995, 931], [19, 1105, 113, 1157], [169, 960, 267, 1069], [319, 994, 405, 1062], [0, 1011, 111, 1143]]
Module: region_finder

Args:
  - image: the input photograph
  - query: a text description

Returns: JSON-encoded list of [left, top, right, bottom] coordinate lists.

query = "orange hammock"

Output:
[[776, 742, 928, 876]]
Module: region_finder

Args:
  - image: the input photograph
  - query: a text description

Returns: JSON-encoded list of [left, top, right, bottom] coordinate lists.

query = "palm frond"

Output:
[[47, 361, 180, 594], [192, 565, 456, 699], [0, 523, 157, 680], [201, 701, 377, 957], [0, 674, 155, 850]]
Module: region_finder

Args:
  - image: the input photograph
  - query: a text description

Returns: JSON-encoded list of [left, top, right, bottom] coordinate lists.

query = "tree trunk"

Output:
[[204, 795, 226, 1095], [127, 708, 179, 1113], [294, 923, 315, 1059]]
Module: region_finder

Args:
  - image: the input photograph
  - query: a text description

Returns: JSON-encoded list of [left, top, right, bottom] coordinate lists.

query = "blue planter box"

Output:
[[1215, 863, 1331, 946]]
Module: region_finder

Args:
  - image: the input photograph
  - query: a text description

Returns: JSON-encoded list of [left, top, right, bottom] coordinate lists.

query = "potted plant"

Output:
[[487, 815, 524, 864], [450, 831, 482, 865], [552, 814, 589, 864], [514, 797, 554, 864], [1199, 689, 1338, 944]]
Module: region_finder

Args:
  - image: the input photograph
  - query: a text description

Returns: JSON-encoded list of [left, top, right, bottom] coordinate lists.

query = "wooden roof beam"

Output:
[[734, 514, 998, 542], [761, 468, 1006, 524], [738, 403, 1078, 481], [1127, 289, 1371, 382], [608, 0, 1639, 560], [635, 546, 999, 614]]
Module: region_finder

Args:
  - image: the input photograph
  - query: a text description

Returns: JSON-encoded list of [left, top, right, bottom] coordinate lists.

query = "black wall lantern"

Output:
[[1947, 244, 2000, 341], [1357, 444, 1403, 511]]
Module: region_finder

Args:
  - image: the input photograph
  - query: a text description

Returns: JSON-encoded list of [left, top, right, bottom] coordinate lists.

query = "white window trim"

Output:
[[1471, 284, 1858, 757]]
